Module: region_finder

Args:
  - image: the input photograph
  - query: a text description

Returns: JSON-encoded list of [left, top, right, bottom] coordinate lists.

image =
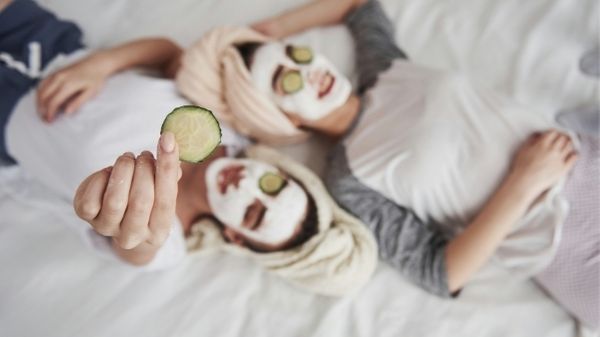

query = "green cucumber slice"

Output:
[[160, 105, 221, 163], [259, 172, 287, 195], [287, 46, 313, 64], [281, 70, 303, 94]]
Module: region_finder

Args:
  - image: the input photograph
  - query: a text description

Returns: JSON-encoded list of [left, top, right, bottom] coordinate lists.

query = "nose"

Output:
[[306, 69, 323, 89]]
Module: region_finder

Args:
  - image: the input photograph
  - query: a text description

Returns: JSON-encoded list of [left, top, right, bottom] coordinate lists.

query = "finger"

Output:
[[561, 135, 574, 150], [560, 138, 574, 157], [118, 152, 156, 249], [552, 133, 569, 150], [73, 166, 112, 222], [37, 73, 65, 113], [46, 83, 81, 122], [95, 152, 136, 236], [64, 86, 98, 115], [541, 130, 560, 146], [147, 132, 180, 246], [562, 152, 579, 175]]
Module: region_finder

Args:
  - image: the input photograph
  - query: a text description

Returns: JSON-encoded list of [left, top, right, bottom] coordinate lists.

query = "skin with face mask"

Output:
[[205, 157, 309, 250], [250, 42, 352, 122]]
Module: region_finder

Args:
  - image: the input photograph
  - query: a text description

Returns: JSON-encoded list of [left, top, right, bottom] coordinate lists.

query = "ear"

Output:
[[222, 227, 246, 246]]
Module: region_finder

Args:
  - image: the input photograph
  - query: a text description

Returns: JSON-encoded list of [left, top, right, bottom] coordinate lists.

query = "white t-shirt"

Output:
[[6, 50, 249, 270], [344, 60, 570, 275]]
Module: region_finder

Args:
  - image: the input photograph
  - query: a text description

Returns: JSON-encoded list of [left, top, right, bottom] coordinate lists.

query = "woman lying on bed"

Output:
[[245, 0, 599, 328], [0, 0, 377, 297]]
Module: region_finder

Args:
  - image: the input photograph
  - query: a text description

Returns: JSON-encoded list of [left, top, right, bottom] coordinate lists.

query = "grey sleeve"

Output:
[[345, 0, 408, 94], [326, 146, 455, 298]]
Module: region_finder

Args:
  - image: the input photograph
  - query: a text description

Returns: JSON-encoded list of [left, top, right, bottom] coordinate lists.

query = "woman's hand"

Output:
[[73, 132, 181, 264], [445, 129, 577, 292], [509, 130, 578, 197], [36, 38, 182, 123], [37, 51, 113, 123]]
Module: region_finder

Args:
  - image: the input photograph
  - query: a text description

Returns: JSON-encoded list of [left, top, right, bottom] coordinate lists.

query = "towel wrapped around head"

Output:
[[186, 145, 378, 297], [176, 26, 308, 145]]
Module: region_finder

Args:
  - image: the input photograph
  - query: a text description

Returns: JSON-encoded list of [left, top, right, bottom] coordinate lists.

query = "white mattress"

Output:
[[1, 0, 598, 336]]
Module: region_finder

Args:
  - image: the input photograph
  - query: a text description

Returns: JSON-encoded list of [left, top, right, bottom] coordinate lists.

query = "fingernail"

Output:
[[160, 132, 175, 153], [141, 150, 153, 157], [123, 152, 135, 158]]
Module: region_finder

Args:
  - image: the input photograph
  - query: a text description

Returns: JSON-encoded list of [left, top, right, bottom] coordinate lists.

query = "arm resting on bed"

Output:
[[251, 0, 364, 39], [97, 38, 183, 78], [36, 38, 182, 121], [327, 130, 577, 295]]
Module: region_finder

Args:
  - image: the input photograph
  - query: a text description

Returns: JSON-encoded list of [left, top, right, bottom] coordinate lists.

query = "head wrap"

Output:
[[186, 145, 378, 296], [176, 26, 309, 145]]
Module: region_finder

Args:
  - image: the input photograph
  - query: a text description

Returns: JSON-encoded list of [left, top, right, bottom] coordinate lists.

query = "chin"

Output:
[[320, 81, 352, 113]]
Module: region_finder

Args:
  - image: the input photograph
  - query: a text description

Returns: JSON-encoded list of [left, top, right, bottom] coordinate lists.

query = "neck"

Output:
[[305, 94, 360, 138], [176, 147, 226, 234]]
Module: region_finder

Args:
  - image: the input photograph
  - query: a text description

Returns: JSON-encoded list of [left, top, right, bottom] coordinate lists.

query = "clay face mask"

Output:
[[250, 42, 352, 121], [205, 157, 308, 245]]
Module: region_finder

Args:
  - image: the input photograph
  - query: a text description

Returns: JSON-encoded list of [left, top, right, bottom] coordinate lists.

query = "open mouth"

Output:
[[318, 72, 335, 99]]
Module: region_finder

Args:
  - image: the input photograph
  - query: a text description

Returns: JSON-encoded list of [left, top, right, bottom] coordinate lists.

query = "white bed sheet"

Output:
[[1, 0, 598, 336]]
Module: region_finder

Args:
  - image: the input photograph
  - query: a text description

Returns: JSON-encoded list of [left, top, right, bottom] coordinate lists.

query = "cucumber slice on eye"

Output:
[[160, 105, 221, 163], [288, 46, 313, 64], [281, 70, 303, 94], [259, 172, 287, 195]]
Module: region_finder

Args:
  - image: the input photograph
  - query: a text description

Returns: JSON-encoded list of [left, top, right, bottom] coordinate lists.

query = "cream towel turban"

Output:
[[186, 145, 378, 297], [176, 26, 309, 145]]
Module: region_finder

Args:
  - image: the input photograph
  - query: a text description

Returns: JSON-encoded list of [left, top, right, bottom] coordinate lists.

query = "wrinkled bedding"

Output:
[[0, 0, 597, 335]]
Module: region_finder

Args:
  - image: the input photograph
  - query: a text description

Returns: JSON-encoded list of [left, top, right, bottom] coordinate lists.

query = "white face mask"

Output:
[[205, 157, 309, 246], [249, 42, 352, 121]]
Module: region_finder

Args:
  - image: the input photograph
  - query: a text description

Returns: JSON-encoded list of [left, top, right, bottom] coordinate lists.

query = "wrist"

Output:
[[93, 50, 119, 76], [503, 172, 541, 204]]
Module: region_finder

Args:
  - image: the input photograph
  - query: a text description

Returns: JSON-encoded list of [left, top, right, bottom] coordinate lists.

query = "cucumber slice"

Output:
[[160, 105, 221, 163], [282, 70, 303, 94], [287, 46, 313, 64], [259, 172, 287, 195]]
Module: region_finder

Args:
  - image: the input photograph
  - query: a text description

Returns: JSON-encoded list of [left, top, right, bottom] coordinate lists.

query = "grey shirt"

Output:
[[325, 0, 454, 297]]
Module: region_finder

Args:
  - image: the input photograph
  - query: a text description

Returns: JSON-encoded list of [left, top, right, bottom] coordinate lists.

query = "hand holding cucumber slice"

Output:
[[160, 105, 221, 163], [259, 172, 287, 195]]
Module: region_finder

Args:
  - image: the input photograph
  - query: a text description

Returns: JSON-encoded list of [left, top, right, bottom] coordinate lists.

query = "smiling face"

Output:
[[205, 157, 310, 249], [249, 42, 352, 121]]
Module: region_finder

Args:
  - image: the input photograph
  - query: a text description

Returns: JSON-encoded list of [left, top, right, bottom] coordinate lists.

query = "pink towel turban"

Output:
[[176, 26, 309, 145]]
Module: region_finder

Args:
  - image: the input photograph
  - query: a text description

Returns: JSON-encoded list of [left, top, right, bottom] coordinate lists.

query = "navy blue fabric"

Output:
[[0, 0, 83, 164]]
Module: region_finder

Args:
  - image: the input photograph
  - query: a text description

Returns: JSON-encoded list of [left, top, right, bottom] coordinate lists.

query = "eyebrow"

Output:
[[271, 65, 284, 91]]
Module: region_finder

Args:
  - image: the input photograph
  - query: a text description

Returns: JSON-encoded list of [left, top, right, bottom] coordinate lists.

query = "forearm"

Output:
[[445, 174, 537, 292], [267, 0, 360, 38], [111, 238, 160, 266], [98, 38, 182, 77]]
